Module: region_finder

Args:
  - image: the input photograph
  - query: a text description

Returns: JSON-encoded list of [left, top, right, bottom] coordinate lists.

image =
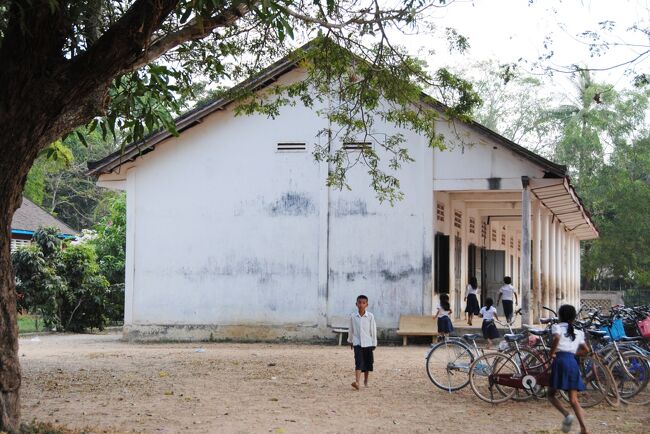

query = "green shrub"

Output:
[[12, 227, 111, 332]]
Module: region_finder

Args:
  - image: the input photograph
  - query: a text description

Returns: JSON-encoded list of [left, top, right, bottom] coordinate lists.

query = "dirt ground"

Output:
[[18, 332, 649, 434]]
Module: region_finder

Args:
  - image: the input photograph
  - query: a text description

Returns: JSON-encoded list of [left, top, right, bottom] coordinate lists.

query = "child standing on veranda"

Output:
[[497, 276, 518, 323], [433, 293, 453, 338], [547, 304, 589, 434], [479, 297, 499, 350], [348, 294, 377, 390]]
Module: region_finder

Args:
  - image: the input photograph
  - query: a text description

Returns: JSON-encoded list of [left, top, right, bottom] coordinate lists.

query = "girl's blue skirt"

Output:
[[550, 352, 586, 391], [437, 316, 453, 333], [482, 319, 499, 339]]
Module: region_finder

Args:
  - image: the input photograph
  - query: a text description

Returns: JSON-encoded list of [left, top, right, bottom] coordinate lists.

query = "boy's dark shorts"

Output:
[[353, 345, 374, 372]]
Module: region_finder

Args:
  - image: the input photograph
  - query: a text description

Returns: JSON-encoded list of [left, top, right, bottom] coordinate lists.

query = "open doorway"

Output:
[[482, 249, 505, 315], [434, 233, 449, 295]]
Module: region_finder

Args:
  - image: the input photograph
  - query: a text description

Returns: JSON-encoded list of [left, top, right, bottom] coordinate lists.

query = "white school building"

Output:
[[89, 49, 598, 341]]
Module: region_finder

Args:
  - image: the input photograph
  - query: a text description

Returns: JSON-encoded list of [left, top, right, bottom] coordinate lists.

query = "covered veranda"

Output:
[[432, 177, 599, 325]]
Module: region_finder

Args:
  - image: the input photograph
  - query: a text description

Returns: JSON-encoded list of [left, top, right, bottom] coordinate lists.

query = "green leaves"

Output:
[[12, 227, 114, 332]]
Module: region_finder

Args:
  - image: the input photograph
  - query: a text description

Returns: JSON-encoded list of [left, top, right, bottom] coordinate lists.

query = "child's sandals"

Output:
[[561, 415, 574, 433]]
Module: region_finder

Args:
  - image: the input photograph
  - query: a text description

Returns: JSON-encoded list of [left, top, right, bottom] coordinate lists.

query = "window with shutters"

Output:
[[10, 238, 30, 253]]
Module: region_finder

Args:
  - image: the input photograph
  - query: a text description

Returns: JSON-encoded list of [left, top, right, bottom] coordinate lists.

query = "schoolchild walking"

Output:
[[497, 276, 518, 323], [348, 294, 377, 390], [464, 276, 480, 326], [433, 293, 453, 338], [479, 297, 499, 350], [547, 304, 589, 434]]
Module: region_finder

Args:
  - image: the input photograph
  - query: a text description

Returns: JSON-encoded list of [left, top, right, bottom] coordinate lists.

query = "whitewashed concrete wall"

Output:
[[107, 69, 436, 340], [325, 121, 433, 329]]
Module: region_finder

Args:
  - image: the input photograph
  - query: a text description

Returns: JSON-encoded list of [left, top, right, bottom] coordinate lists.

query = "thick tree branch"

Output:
[[127, 1, 253, 72], [70, 0, 180, 83]]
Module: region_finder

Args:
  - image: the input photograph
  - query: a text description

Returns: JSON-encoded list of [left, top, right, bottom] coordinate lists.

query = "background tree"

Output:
[[466, 61, 650, 297], [12, 228, 111, 332], [459, 61, 555, 155], [0, 1, 478, 429]]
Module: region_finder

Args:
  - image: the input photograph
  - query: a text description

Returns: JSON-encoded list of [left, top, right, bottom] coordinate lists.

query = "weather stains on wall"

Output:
[[163, 257, 314, 284], [333, 198, 373, 217], [380, 268, 413, 282], [268, 192, 315, 216]]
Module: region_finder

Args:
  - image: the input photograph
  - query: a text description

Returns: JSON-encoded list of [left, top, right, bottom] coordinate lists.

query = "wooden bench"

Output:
[[330, 316, 349, 346], [396, 315, 437, 346]]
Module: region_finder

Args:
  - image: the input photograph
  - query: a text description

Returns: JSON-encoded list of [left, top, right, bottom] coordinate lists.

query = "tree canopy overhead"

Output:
[[0, 0, 480, 430]]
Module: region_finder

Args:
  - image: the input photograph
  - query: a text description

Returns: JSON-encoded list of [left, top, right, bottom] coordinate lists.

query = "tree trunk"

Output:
[[0, 169, 25, 432]]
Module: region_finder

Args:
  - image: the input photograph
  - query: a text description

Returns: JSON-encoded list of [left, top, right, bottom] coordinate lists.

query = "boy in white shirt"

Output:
[[348, 294, 377, 390]]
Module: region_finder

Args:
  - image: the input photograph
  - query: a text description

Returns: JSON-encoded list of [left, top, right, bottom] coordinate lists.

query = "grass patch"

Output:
[[18, 315, 44, 333]]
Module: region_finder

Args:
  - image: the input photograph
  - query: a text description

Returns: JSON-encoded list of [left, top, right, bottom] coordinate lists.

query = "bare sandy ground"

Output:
[[18, 332, 649, 434]]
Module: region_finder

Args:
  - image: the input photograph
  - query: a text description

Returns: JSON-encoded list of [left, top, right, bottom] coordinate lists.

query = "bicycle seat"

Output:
[[503, 333, 527, 342], [462, 333, 482, 341], [540, 318, 556, 324], [619, 335, 644, 342], [587, 329, 607, 337], [528, 328, 550, 336]]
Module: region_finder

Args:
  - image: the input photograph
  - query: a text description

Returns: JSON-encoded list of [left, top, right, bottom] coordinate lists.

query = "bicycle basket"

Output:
[[600, 318, 626, 340], [638, 317, 650, 338]]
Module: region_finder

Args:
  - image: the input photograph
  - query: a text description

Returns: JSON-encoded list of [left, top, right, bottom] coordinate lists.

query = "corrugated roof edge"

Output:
[[87, 39, 566, 179]]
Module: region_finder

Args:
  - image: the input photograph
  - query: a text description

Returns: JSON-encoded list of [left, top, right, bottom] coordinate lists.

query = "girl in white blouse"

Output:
[[479, 297, 499, 349], [547, 304, 589, 434], [464, 276, 480, 325]]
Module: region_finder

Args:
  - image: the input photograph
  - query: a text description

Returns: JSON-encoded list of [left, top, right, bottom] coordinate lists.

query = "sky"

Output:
[[404, 0, 650, 92]]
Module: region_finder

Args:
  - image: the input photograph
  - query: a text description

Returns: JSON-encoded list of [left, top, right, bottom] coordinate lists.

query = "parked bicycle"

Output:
[[425, 333, 484, 392]]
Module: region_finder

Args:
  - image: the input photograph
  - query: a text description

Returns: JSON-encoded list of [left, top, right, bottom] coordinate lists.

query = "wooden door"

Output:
[[482, 249, 505, 315], [454, 236, 462, 319]]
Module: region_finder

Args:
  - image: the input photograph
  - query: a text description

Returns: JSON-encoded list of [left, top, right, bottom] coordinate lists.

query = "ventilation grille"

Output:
[[518, 240, 521, 251], [454, 210, 462, 229], [436, 202, 445, 222], [501, 232, 506, 246], [343, 142, 372, 151], [491, 229, 497, 243], [481, 222, 487, 239], [469, 217, 476, 234], [277, 142, 306, 152]]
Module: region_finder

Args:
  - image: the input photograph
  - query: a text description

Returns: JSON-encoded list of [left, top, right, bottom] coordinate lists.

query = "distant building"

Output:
[[10, 197, 77, 252], [89, 46, 598, 341]]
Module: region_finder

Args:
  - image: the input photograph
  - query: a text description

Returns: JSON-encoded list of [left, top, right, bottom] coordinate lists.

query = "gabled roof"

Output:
[[11, 197, 77, 237], [87, 40, 567, 178]]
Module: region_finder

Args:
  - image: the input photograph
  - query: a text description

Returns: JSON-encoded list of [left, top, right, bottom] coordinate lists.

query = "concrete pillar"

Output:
[[521, 177, 532, 326], [533, 202, 542, 322], [548, 216, 557, 310], [541, 211, 550, 312], [571, 236, 578, 306], [556, 222, 561, 310], [575, 238, 581, 309], [567, 235, 574, 306], [558, 227, 565, 306]]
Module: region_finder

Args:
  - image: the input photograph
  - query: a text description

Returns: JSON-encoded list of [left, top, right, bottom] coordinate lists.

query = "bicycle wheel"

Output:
[[469, 352, 520, 404], [560, 355, 610, 408], [609, 351, 650, 406], [425, 340, 474, 391], [503, 348, 548, 401]]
